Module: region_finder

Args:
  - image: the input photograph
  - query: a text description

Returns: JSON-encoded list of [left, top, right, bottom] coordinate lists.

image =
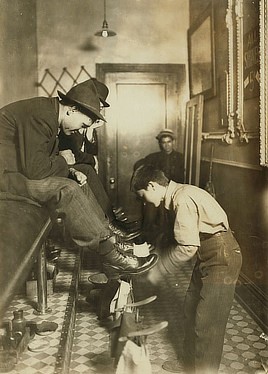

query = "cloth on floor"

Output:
[[111, 311, 138, 362], [115, 339, 151, 374], [110, 280, 131, 316]]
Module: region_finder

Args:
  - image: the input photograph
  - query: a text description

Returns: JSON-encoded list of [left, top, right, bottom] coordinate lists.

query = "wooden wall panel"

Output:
[[0, 0, 38, 107], [190, 0, 267, 329]]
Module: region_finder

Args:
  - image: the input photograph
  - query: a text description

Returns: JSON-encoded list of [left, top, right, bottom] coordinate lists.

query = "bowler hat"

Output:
[[58, 79, 105, 121], [91, 78, 110, 107], [156, 129, 175, 141]]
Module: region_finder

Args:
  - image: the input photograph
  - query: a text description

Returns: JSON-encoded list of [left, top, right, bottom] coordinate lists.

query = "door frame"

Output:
[[96, 63, 186, 188], [184, 94, 204, 186]]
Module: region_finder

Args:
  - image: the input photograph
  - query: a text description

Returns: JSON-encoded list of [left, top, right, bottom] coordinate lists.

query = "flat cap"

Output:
[[156, 129, 175, 141]]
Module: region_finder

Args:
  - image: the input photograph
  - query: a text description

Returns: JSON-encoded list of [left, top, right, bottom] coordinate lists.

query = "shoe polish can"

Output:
[[12, 310, 26, 335]]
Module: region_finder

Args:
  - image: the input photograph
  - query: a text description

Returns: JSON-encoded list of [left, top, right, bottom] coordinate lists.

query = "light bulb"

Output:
[[102, 30, 108, 37]]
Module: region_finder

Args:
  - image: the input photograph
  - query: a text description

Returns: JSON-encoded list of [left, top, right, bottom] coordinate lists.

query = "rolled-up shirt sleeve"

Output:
[[173, 195, 201, 246], [172, 244, 198, 261], [160, 244, 198, 273], [159, 196, 200, 273]]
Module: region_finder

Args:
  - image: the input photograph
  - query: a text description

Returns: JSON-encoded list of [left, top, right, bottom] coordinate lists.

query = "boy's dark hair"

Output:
[[130, 165, 169, 192]]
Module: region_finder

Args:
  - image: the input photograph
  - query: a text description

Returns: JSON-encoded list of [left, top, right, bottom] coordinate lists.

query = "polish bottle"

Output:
[[11, 310, 26, 335], [6, 320, 16, 349]]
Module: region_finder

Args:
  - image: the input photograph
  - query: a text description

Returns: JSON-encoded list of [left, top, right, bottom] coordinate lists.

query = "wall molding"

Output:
[[201, 156, 262, 170], [235, 272, 268, 333]]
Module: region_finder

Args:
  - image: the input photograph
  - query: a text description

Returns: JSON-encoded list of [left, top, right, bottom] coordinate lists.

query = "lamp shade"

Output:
[[95, 20, 116, 37], [95, 0, 116, 38]]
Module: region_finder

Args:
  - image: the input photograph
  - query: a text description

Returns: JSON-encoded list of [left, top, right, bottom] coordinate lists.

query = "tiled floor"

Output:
[[71, 255, 268, 374], [1, 249, 78, 374], [1, 247, 267, 374]]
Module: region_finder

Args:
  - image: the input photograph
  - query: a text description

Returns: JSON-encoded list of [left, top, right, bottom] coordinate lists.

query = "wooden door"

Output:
[[97, 64, 186, 220]]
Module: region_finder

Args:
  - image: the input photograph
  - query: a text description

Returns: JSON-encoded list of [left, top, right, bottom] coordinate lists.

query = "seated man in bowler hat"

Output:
[[58, 78, 139, 236], [58, 78, 109, 171], [0, 79, 158, 275]]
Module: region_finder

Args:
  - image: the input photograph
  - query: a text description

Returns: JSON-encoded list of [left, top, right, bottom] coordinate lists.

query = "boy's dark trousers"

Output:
[[183, 229, 242, 374]]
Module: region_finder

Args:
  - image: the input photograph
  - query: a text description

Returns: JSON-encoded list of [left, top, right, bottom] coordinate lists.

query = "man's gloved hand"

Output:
[[69, 168, 87, 186]]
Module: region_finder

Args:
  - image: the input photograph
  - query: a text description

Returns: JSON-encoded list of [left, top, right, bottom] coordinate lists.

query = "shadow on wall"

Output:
[[79, 37, 100, 52]]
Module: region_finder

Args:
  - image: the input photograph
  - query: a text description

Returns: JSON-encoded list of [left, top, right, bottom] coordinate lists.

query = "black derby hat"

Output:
[[58, 79, 105, 121], [91, 78, 110, 107]]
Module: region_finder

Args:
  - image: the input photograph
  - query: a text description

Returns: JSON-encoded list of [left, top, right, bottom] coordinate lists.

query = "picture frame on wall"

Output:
[[243, 26, 259, 101], [188, 3, 216, 100]]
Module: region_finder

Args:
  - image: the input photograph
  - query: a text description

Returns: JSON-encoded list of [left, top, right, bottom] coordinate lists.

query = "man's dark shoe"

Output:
[[112, 208, 142, 230], [118, 219, 142, 231], [162, 360, 185, 373], [101, 244, 158, 275], [113, 207, 128, 222], [109, 221, 141, 241], [116, 241, 134, 254], [110, 218, 142, 232]]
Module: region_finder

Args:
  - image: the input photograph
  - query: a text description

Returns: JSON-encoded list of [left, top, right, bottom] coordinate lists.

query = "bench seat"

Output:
[[0, 200, 51, 323]]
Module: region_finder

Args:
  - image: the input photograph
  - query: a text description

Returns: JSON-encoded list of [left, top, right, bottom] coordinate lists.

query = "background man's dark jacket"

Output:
[[135, 150, 184, 183]]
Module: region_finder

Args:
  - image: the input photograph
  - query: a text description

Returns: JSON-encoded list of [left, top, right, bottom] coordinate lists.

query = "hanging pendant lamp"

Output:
[[95, 0, 116, 38]]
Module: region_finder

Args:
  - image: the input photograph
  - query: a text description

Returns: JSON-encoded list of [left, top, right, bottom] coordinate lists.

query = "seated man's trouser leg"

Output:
[[10, 176, 111, 249], [183, 230, 242, 374], [74, 164, 114, 220]]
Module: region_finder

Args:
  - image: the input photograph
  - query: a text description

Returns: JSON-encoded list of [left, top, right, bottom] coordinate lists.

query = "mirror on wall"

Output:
[[188, 3, 216, 100], [201, 0, 259, 145]]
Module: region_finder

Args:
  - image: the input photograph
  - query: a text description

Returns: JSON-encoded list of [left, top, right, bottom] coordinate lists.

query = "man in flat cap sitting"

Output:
[[134, 129, 184, 244], [0, 79, 157, 275]]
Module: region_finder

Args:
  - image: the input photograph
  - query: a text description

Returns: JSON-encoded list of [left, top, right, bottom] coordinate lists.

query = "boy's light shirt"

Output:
[[164, 181, 229, 247]]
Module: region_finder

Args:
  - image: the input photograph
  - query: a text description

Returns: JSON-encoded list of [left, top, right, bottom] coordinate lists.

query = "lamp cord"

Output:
[[104, 0, 106, 21]]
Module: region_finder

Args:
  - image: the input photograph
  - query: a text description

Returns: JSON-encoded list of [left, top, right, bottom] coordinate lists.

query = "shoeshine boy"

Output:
[[131, 165, 242, 374]]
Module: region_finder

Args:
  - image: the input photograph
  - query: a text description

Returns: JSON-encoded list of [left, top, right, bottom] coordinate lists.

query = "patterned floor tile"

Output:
[[0, 247, 77, 374], [71, 259, 267, 374], [1, 248, 267, 374]]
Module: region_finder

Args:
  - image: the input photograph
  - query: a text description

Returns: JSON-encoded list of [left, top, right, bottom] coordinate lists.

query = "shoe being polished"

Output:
[[162, 360, 185, 373], [113, 207, 142, 229], [119, 219, 142, 232], [113, 207, 128, 222], [117, 241, 134, 254], [101, 243, 158, 275], [109, 221, 141, 241]]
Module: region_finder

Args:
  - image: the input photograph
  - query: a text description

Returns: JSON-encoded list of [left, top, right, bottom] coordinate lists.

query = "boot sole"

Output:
[[116, 231, 141, 242]]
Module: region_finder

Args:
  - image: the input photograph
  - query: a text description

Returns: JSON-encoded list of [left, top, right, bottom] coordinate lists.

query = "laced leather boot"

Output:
[[101, 243, 158, 275], [108, 221, 141, 241], [112, 207, 142, 229]]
